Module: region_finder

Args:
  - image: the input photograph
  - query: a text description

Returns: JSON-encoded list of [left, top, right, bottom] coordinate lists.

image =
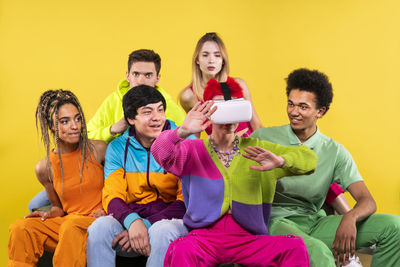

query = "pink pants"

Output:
[[164, 214, 309, 267]]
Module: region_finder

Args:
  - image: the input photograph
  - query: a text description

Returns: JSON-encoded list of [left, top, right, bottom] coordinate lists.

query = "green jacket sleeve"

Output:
[[87, 92, 124, 143], [259, 139, 318, 178]]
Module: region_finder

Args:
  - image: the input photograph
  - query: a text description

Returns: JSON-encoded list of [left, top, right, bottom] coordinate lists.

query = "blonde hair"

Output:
[[191, 32, 230, 101]]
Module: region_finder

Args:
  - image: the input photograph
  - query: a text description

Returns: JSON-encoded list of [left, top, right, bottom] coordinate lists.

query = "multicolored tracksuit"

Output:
[[151, 128, 318, 267], [95, 120, 186, 267], [8, 149, 104, 267]]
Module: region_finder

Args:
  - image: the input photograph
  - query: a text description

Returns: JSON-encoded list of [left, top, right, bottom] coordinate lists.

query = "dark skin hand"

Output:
[[331, 181, 376, 265]]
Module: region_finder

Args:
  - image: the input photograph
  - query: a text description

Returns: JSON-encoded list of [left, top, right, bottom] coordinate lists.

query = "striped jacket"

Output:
[[103, 120, 185, 230]]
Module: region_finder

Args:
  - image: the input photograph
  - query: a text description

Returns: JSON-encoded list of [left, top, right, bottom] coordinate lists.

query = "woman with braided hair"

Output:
[[8, 89, 107, 267]]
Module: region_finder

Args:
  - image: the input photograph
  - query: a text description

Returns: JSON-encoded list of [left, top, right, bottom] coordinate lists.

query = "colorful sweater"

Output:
[[102, 120, 186, 230], [87, 79, 186, 143], [151, 128, 318, 235]]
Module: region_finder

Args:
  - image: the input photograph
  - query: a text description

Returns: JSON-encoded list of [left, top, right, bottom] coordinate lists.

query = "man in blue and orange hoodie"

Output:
[[86, 85, 188, 267]]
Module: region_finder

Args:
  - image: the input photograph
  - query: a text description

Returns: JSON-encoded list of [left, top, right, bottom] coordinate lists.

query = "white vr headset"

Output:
[[209, 98, 252, 124]]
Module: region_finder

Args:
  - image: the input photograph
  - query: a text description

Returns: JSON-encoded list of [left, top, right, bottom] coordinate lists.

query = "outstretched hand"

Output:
[[25, 206, 65, 221], [177, 101, 217, 138], [242, 146, 285, 171]]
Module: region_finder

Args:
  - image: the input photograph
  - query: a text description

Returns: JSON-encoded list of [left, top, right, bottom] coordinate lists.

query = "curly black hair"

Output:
[[286, 68, 333, 114]]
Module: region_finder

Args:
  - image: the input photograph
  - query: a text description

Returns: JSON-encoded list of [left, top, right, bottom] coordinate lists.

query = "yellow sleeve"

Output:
[[102, 169, 128, 213], [87, 92, 124, 143]]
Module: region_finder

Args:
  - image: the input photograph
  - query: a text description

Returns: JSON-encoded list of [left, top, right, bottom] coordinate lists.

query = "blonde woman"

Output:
[[179, 32, 262, 136]]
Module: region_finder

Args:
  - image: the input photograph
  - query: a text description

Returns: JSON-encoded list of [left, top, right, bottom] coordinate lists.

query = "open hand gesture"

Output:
[[177, 101, 217, 138], [242, 146, 285, 171]]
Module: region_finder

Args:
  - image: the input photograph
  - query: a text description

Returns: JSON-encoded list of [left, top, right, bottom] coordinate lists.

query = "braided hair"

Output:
[[35, 89, 93, 197]]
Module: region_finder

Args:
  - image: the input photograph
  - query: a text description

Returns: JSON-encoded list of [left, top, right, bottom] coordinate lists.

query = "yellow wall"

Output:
[[1, 0, 399, 263]]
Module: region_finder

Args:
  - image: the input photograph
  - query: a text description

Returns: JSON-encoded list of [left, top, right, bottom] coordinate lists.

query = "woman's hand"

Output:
[[25, 206, 65, 221], [242, 146, 285, 171], [177, 101, 217, 138], [90, 208, 106, 218]]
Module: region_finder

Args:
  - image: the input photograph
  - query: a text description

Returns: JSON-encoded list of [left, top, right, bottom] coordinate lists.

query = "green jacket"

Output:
[[87, 79, 185, 143]]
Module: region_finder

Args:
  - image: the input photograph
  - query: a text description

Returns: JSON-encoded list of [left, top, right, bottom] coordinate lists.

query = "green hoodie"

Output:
[[87, 79, 185, 143]]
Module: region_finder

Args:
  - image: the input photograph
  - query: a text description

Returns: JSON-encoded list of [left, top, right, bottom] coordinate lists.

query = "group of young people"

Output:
[[7, 32, 400, 267]]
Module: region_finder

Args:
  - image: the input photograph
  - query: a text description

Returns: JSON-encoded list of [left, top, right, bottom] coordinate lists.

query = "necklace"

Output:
[[209, 135, 240, 168]]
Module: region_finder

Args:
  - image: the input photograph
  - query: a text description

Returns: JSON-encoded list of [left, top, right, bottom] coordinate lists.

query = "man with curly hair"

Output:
[[251, 68, 400, 267]]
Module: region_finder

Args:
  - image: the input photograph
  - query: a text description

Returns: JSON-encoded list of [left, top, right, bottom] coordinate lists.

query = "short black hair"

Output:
[[127, 49, 161, 74], [286, 68, 333, 113], [123, 85, 166, 124]]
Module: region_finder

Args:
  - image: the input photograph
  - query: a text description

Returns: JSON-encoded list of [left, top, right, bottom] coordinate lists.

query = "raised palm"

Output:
[[178, 101, 217, 137], [242, 146, 285, 171]]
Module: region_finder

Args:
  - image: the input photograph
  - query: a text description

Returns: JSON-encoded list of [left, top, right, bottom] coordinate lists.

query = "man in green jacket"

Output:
[[87, 49, 185, 143]]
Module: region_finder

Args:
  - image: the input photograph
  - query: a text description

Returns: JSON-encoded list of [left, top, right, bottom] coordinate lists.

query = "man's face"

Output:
[[287, 89, 326, 133], [127, 101, 166, 148], [126, 61, 160, 88]]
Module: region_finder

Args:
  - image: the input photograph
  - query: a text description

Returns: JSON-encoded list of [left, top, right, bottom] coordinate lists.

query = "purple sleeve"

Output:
[[146, 200, 186, 224], [151, 128, 192, 178], [108, 197, 137, 226]]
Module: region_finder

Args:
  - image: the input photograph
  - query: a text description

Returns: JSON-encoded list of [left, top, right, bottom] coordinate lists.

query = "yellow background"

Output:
[[1, 0, 399, 263]]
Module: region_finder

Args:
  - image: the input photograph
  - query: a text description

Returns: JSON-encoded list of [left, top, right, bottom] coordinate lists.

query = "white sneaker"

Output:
[[341, 255, 363, 267]]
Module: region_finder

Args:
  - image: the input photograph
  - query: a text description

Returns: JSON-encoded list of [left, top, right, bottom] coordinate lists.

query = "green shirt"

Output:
[[251, 125, 363, 219], [87, 79, 186, 143]]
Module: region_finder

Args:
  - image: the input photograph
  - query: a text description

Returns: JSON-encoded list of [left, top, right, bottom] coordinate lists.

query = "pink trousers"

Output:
[[164, 214, 309, 267]]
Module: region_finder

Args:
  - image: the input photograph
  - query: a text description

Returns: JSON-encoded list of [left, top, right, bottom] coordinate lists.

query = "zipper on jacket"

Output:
[[146, 149, 160, 198]]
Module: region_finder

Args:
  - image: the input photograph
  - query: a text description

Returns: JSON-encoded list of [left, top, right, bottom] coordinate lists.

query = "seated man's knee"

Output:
[[148, 219, 187, 245], [87, 216, 122, 243]]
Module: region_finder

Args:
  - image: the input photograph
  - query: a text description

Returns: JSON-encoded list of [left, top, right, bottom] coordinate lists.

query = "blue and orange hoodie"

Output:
[[102, 120, 185, 230]]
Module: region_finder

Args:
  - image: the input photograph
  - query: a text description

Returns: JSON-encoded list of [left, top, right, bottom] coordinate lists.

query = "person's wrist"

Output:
[[343, 210, 357, 222], [109, 125, 115, 135], [177, 127, 190, 139], [278, 156, 286, 168], [110, 124, 120, 136]]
